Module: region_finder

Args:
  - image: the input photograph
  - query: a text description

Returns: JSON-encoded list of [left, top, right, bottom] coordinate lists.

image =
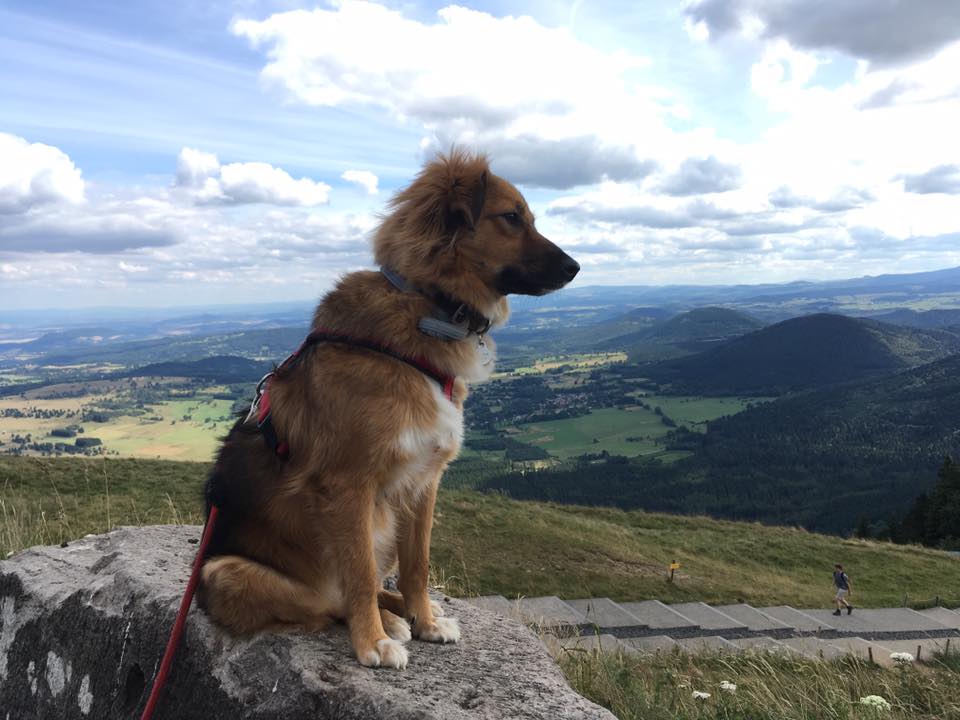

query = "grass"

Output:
[[431, 491, 960, 606], [5, 456, 960, 609], [0, 456, 204, 552], [559, 646, 960, 720]]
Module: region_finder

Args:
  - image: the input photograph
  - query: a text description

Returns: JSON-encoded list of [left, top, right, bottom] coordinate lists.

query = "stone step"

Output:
[[618, 600, 698, 632], [800, 607, 954, 635], [464, 595, 514, 615], [779, 637, 848, 661], [880, 637, 953, 662], [715, 604, 794, 633], [828, 636, 895, 666], [759, 605, 837, 632], [514, 596, 589, 630], [916, 607, 960, 630], [730, 636, 798, 655], [564, 598, 647, 633], [621, 635, 680, 654], [676, 635, 739, 653], [667, 602, 748, 633]]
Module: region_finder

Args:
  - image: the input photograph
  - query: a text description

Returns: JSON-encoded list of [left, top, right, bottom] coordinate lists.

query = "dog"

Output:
[[198, 149, 579, 669]]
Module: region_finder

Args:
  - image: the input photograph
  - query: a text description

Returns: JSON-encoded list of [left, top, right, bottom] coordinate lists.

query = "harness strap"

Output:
[[254, 330, 456, 459]]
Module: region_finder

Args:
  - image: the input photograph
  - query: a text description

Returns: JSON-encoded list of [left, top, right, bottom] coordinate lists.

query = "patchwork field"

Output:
[[0, 379, 237, 461]]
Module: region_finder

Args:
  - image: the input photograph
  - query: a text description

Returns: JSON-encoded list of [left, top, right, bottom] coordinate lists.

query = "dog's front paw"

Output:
[[358, 638, 409, 669], [430, 600, 446, 617], [415, 616, 460, 643], [382, 611, 412, 643]]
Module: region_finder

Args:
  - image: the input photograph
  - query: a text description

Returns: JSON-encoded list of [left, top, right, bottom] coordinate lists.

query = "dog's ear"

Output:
[[446, 169, 487, 234]]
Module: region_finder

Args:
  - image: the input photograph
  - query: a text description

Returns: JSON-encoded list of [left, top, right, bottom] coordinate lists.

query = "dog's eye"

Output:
[[501, 212, 522, 226]]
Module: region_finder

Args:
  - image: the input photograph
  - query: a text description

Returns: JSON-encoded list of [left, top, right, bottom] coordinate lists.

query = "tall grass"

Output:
[[559, 646, 960, 720], [1, 456, 203, 556]]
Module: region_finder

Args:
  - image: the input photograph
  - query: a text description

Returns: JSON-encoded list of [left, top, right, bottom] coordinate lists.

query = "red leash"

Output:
[[140, 505, 220, 720]]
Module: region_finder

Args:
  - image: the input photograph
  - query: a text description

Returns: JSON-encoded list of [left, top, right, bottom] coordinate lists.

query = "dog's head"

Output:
[[374, 150, 579, 317]]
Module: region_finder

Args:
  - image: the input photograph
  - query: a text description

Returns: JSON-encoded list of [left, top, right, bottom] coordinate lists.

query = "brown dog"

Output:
[[199, 149, 579, 669]]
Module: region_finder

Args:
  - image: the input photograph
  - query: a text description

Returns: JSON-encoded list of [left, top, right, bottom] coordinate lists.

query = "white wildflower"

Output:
[[859, 695, 891, 711], [719, 680, 737, 693], [890, 651, 914, 664], [692, 690, 711, 700]]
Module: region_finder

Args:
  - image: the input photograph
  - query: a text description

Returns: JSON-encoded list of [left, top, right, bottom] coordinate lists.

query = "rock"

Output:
[[0, 526, 614, 720]]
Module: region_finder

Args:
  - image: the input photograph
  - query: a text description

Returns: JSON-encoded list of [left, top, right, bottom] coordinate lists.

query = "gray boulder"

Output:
[[0, 526, 614, 719]]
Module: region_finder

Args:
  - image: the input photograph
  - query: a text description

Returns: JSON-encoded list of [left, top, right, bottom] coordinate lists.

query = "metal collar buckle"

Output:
[[245, 371, 275, 423]]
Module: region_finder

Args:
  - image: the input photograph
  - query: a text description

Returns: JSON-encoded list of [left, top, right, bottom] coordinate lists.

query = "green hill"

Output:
[[645, 313, 960, 395], [643, 307, 764, 343], [611, 306, 764, 359], [2, 456, 959, 608], [126, 355, 271, 383]]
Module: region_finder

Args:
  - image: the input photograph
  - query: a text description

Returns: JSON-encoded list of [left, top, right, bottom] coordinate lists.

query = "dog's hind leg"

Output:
[[380, 608, 412, 642], [379, 589, 445, 617], [201, 555, 335, 635]]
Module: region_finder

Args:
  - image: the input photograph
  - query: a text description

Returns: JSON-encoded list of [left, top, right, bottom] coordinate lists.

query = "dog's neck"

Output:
[[380, 266, 492, 341]]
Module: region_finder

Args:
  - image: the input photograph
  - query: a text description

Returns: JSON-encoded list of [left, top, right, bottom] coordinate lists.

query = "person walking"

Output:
[[832, 563, 853, 615]]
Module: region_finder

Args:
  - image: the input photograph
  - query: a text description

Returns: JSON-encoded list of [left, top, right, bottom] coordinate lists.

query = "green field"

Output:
[[93, 397, 234, 460], [510, 397, 757, 460], [4, 456, 959, 609]]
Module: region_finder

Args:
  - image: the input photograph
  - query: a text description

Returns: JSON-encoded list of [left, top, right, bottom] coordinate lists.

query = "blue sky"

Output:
[[2, 0, 959, 308]]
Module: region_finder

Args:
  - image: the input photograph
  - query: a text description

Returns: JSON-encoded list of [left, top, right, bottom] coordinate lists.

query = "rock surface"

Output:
[[0, 526, 614, 720]]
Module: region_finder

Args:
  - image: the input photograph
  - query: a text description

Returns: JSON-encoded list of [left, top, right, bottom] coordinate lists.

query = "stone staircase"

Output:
[[463, 596, 960, 664]]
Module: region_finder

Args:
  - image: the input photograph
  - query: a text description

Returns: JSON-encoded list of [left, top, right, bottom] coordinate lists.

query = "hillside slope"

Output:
[[486, 354, 960, 533], [646, 313, 960, 395], [2, 456, 959, 607]]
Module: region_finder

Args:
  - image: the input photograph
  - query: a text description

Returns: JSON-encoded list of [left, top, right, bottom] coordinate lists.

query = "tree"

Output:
[[898, 457, 960, 549], [925, 457, 960, 549]]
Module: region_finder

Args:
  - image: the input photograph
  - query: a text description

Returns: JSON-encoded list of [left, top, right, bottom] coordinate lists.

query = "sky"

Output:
[[2, 0, 960, 309]]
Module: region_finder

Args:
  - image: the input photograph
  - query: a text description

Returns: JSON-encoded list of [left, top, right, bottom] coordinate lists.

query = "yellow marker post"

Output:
[[668, 561, 680, 582]]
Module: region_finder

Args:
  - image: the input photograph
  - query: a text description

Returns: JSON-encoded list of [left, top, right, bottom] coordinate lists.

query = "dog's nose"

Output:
[[562, 257, 580, 281]]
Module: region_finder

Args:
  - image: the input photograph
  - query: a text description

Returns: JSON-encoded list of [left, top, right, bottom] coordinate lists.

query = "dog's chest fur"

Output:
[[390, 381, 463, 499], [373, 381, 463, 576]]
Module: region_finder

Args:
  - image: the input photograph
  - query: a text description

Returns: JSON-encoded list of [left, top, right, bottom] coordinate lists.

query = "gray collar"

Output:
[[380, 266, 491, 341]]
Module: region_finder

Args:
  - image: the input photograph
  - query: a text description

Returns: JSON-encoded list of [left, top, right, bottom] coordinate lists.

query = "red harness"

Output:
[[253, 329, 456, 458], [139, 330, 456, 719]]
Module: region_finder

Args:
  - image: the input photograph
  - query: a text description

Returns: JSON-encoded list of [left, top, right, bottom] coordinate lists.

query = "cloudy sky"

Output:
[[2, 0, 960, 309]]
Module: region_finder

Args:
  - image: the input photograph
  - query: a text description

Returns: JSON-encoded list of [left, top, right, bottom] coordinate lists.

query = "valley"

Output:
[[2, 265, 959, 539]]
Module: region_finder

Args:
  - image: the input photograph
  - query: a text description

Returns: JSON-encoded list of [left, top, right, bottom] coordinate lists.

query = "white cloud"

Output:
[[175, 147, 331, 206], [0, 133, 85, 214], [685, 0, 960, 65], [233, 2, 665, 189], [341, 169, 379, 195]]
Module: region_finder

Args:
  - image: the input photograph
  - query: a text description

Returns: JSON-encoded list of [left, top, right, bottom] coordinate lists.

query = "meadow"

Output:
[[509, 396, 757, 461]]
